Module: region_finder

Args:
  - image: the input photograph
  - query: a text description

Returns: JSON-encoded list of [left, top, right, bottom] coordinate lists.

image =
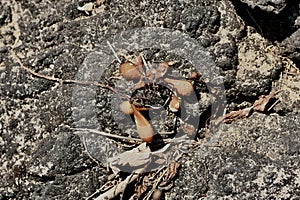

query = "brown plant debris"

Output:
[[18, 48, 202, 199], [159, 162, 180, 188], [222, 107, 253, 124], [213, 91, 279, 125], [253, 92, 277, 112]]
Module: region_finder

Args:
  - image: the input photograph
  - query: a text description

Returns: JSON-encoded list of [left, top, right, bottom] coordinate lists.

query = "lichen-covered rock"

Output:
[[233, 33, 283, 98]]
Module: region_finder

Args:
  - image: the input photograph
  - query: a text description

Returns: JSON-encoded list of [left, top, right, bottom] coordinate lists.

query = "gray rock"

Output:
[[240, 0, 287, 14], [169, 113, 300, 199], [280, 27, 300, 67], [231, 0, 299, 41]]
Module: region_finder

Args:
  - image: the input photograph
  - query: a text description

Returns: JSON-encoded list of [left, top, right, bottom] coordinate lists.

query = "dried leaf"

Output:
[[211, 92, 279, 125], [132, 105, 154, 143], [108, 143, 151, 174], [135, 176, 151, 198], [135, 184, 148, 198]]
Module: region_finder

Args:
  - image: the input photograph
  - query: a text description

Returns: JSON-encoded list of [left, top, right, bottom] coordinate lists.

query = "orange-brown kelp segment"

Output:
[[169, 94, 181, 112], [155, 62, 169, 79], [120, 101, 134, 115], [119, 62, 141, 81], [164, 78, 194, 96], [132, 105, 154, 143], [135, 107, 151, 111]]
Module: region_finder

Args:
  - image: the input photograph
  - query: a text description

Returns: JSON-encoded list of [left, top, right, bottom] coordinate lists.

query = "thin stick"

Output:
[[82, 135, 102, 166], [144, 168, 168, 200], [73, 128, 143, 142], [21, 64, 114, 89], [245, 8, 262, 34], [74, 128, 191, 144], [13, 49, 131, 98], [267, 99, 280, 112], [86, 178, 120, 200], [107, 41, 121, 64], [140, 54, 150, 70]]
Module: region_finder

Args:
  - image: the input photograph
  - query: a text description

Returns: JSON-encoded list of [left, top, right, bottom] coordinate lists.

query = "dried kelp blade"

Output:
[[132, 105, 154, 143]]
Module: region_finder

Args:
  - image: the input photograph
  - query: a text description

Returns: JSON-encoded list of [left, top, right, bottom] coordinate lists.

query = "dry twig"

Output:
[[73, 128, 143, 142], [13, 49, 130, 99]]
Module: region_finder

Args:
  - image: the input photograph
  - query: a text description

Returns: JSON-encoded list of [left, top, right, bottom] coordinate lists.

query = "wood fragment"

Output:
[[223, 107, 252, 124]]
